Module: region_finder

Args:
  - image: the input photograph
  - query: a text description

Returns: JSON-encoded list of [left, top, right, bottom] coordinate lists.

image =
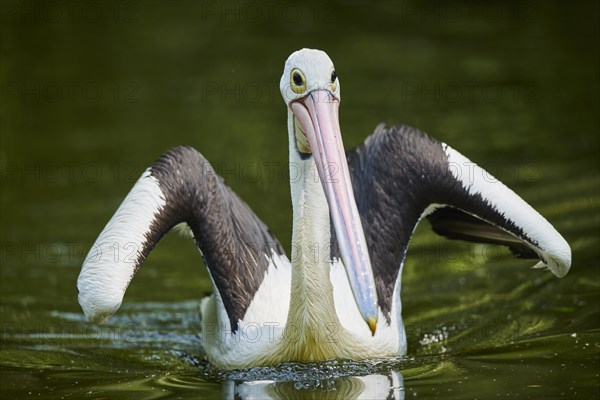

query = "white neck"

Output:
[[285, 110, 343, 345]]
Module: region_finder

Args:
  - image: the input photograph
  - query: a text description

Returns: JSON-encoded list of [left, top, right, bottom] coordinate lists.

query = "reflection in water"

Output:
[[224, 371, 404, 400]]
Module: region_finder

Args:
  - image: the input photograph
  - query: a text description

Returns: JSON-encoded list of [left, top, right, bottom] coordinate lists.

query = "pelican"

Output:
[[77, 48, 571, 370]]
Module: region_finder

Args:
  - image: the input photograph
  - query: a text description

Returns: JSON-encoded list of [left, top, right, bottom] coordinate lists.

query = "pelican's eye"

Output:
[[330, 68, 338, 92], [290, 69, 306, 94]]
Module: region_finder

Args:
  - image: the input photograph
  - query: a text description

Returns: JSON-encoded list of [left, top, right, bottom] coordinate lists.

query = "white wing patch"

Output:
[[443, 144, 571, 277], [201, 251, 292, 369], [77, 169, 166, 323]]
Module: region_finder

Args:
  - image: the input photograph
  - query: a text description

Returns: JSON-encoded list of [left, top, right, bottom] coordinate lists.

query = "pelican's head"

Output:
[[280, 49, 379, 335], [280, 49, 340, 103], [280, 49, 340, 154]]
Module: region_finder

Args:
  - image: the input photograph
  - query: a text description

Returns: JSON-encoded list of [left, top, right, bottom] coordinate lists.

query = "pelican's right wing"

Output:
[[77, 146, 286, 332], [343, 124, 571, 320]]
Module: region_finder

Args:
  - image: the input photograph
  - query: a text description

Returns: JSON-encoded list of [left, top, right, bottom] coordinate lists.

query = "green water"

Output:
[[1, 1, 599, 398]]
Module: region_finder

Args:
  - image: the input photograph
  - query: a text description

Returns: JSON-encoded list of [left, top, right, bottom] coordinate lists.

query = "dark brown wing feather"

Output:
[[427, 207, 538, 259]]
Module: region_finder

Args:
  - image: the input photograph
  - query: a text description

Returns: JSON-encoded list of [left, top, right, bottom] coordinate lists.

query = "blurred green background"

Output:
[[1, 1, 598, 398]]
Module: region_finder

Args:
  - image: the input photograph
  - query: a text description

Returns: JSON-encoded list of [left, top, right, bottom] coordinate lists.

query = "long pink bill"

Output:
[[291, 90, 379, 335]]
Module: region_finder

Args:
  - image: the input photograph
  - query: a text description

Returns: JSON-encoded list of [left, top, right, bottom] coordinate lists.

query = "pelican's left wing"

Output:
[[342, 124, 571, 320]]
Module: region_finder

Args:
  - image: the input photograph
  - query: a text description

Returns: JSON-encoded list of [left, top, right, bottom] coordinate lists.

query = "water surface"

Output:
[[1, 1, 599, 398]]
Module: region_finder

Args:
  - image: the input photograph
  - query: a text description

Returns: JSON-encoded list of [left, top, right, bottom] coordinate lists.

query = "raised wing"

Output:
[[341, 124, 571, 320], [77, 146, 286, 332]]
